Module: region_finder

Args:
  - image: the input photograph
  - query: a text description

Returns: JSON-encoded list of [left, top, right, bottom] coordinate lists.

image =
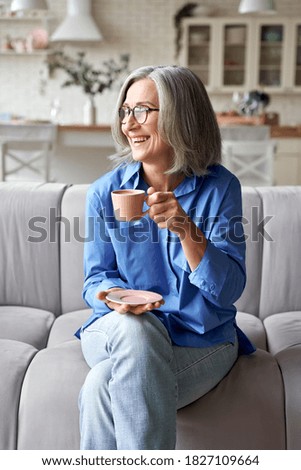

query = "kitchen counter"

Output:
[[0, 123, 115, 183], [270, 126, 301, 138], [58, 124, 111, 132], [1, 121, 301, 139], [57, 124, 301, 186], [58, 124, 113, 148], [1, 122, 301, 185], [58, 124, 301, 139]]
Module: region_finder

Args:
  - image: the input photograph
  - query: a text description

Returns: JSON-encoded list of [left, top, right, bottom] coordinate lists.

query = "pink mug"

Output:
[[111, 189, 146, 221]]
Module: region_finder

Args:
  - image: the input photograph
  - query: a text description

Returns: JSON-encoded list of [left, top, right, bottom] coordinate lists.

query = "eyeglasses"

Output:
[[119, 105, 159, 125]]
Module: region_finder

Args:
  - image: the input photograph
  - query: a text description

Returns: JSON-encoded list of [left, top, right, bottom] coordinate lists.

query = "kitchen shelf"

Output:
[[0, 50, 49, 56], [260, 41, 282, 46], [225, 44, 245, 47], [259, 65, 282, 69], [189, 42, 210, 46], [224, 66, 245, 70], [0, 12, 53, 61], [0, 14, 52, 21]]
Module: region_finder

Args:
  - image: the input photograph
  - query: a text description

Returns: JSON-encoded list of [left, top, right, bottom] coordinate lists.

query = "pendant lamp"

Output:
[[51, 0, 102, 42], [11, 0, 48, 11], [239, 0, 276, 14]]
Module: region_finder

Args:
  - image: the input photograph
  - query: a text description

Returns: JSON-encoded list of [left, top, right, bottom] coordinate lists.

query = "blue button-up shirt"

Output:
[[76, 161, 255, 354]]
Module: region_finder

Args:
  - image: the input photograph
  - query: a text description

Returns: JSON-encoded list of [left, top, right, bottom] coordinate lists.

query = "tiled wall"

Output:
[[0, 0, 301, 125]]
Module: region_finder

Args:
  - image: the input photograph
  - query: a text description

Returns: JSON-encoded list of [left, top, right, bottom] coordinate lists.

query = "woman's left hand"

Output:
[[96, 288, 164, 315], [146, 186, 189, 236]]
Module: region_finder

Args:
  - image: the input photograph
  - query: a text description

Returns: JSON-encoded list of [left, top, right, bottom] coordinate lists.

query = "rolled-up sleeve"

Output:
[[189, 240, 245, 306], [189, 176, 246, 307]]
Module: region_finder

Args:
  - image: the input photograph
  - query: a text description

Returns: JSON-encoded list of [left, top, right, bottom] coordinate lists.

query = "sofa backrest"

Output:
[[59, 184, 265, 318], [60, 184, 89, 314], [3, 182, 298, 321], [235, 187, 263, 316], [0, 182, 67, 316], [257, 186, 301, 319]]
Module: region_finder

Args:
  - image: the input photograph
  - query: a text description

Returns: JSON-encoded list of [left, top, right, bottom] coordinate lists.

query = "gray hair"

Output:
[[111, 65, 221, 176]]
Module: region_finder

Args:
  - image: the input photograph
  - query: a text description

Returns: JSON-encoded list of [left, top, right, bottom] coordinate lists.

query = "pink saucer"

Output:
[[106, 289, 163, 306]]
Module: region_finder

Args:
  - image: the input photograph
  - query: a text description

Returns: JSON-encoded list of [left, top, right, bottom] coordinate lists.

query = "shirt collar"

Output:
[[120, 162, 142, 188], [119, 162, 220, 194], [165, 165, 220, 197], [174, 175, 197, 197]]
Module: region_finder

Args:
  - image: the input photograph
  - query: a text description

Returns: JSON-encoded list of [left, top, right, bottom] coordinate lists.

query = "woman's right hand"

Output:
[[96, 288, 164, 316]]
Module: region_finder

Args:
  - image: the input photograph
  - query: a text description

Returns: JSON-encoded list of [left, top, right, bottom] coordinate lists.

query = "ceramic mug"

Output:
[[111, 189, 146, 221]]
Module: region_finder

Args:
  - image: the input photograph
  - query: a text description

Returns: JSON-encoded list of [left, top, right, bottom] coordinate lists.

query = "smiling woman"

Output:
[[118, 78, 175, 176], [77, 64, 255, 450], [111, 65, 221, 177]]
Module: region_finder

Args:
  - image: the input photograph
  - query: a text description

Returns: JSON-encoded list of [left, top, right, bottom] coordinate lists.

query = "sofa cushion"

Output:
[[276, 345, 301, 450], [60, 185, 89, 314], [235, 187, 263, 317], [264, 311, 301, 355], [47, 309, 91, 347], [0, 339, 37, 449], [18, 340, 89, 450], [236, 311, 267, 350], [176, 349, 285, 450], [257, 186, 301, 319], [0, 182, 67, 316], [0, 306, 55, 350]]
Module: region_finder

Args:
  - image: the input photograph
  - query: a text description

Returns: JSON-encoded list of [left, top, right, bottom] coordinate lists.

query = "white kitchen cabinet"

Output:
[[181, 18, 217, 91], [252, 18, 289, 92], [219, 19, 253, 92], [181, 17, 301, 94], [181, 17, 253, 92], [289, 20, 301, 91]]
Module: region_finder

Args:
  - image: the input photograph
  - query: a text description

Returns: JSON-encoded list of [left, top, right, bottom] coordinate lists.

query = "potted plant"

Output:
[[174, 3, 214, 60], [47, 50, 130, 124], [174, 3, 198, 60]]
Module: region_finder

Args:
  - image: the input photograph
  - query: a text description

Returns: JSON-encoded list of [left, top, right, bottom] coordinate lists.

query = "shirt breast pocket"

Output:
[[106, 221, 166, 291], [108, 220, 150, 247]]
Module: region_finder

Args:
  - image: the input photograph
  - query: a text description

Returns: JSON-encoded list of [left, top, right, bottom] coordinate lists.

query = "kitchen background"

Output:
[[0, 0, 301, 125]]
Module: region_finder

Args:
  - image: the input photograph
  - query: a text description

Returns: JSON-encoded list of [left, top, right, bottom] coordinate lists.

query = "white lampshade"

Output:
[[11, 0, 48, 11], [239, 0, 276, 14], [51, 0, 102, 42]]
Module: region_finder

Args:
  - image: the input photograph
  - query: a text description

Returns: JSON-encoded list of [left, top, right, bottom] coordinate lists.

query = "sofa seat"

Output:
[[18, 342, 286, 451], [276, 345, 301, 450], [0, 339, 37, 450], [47, 309, 92, 347], [264, 311, 301, 355], [236, 311, 267, 350], [176, 349, 286, 450], [18, 340, 89, 450], [0, 306, 55, 350]]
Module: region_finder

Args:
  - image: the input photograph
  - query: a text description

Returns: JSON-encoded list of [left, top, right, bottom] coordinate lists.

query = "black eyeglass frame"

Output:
[[119, 105, 160, 125]]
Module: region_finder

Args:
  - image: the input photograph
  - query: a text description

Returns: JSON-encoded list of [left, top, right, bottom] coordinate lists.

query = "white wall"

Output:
[[0, 0, 301, 125]]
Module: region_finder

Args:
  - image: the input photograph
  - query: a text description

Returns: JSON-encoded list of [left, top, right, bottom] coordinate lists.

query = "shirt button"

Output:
[[210, 283, 215, 292], [200, 280, 206, 287]]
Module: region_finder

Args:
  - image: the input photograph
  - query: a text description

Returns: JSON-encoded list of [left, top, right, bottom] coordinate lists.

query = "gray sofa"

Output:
[[0, 181, 300, 450]]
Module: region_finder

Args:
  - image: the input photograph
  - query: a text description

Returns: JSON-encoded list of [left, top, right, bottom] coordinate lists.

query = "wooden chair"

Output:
[[222, 140, 276, 186], [0, 140, 53, 182]]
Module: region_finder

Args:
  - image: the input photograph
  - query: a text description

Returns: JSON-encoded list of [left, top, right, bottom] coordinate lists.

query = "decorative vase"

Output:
[[83, 95, 97, 125]]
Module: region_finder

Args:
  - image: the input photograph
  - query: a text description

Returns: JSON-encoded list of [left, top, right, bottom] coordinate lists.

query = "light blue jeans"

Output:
[[79, 310, 238, 450]]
